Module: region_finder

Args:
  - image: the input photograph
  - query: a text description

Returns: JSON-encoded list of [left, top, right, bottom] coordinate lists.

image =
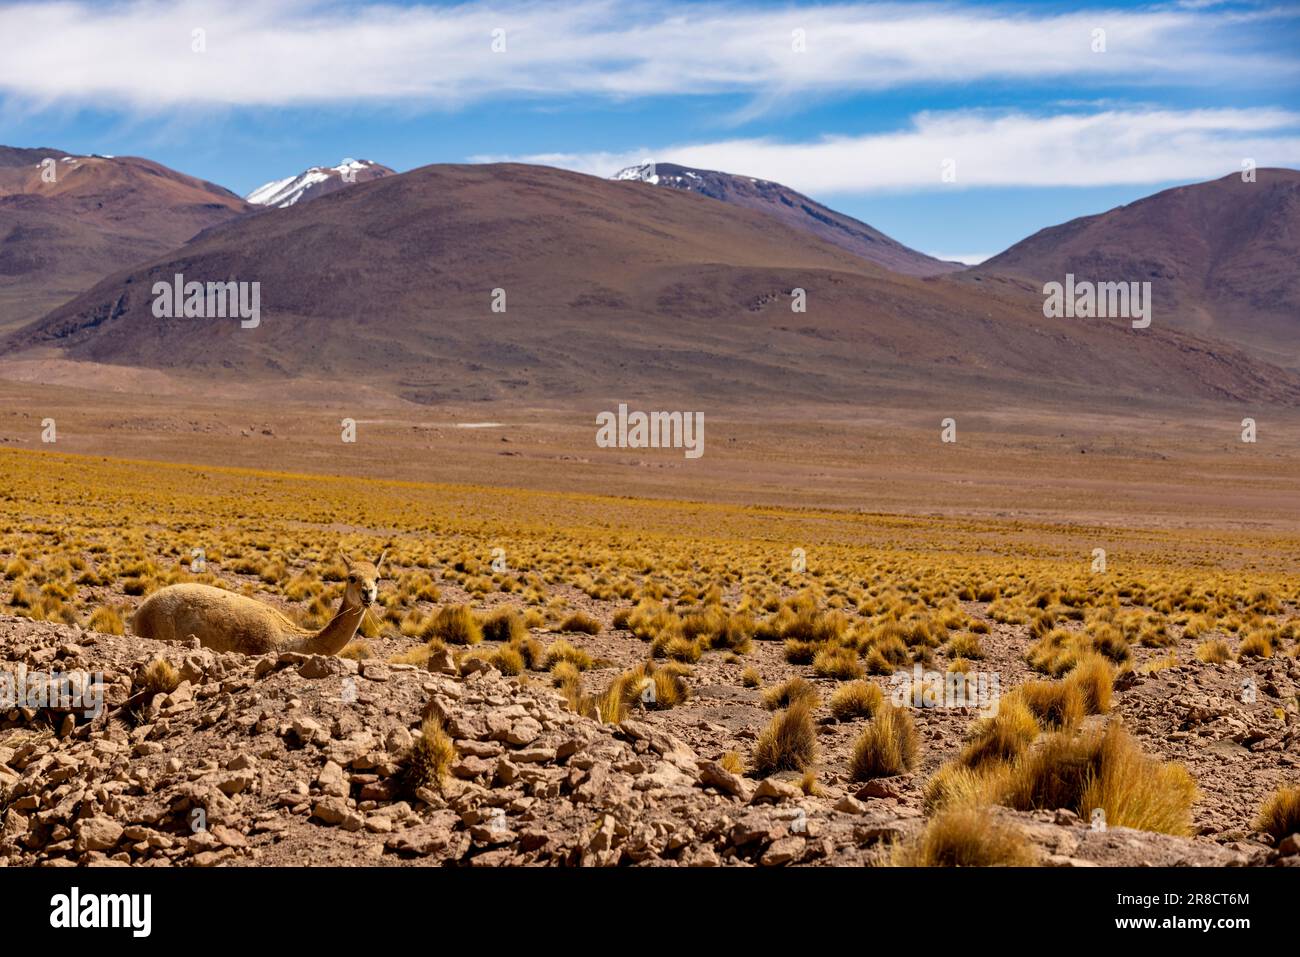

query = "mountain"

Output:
[[611, 162, 963, 277], [8, 162, 1298, 408], [0, 150, 251, 334], [246, 160, 394, 208], [976, 169, 1300, 369]]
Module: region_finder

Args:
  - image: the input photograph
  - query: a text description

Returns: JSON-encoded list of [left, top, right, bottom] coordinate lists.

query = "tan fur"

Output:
[[131, 553, 384, 655]]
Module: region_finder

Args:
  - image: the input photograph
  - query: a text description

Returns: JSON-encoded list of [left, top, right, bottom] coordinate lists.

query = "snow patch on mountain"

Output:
[[246, 160, 385, 208]]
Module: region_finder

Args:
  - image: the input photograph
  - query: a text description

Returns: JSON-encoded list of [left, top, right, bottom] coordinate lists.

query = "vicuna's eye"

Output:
[[348, 575, 357, 583]]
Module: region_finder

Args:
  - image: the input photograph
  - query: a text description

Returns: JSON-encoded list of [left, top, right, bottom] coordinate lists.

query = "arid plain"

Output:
[[1, 374, 1297, 867]]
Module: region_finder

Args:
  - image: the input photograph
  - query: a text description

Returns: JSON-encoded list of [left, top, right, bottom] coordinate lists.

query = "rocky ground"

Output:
[[2, 615, 1298, 867]]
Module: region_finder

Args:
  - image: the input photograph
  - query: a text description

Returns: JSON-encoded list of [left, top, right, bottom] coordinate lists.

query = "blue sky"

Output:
[[2, 0, 1298, 261]]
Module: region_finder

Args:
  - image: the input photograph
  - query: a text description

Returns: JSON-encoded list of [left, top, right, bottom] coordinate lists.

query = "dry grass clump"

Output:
[[848, 704, 918, 781], [740, 667, 762, 688], [783, 639, 817, 665], [658, 635, 702, 663], [756, 603, 847, 644], [899, 806, 1035, 867], [596, 661, 690, 722], [946, 632, 985, 660], [959, 694, 1039, 769], [87, 604, 125, 635], [558, 611, 602, 635], [1025, 628, 1081, 677], [426, 605, 482, 645], [999, 723, 1196, 835], [1015, 679, 1084, 731], [1066, 653, 1113, 715], [480, 606, 527, 643], [403, 717, 456, 794], [626, 600, 681, 642], [389, 644, 432, 667], [545, 639, 593, 671], [137, 658, 181, 698], [719, 751, 744, 775], [812, 644, 863, 680], [1254, 785, 1300, 840], [703, 612, 754, 652], [923, 762, 1002, 811], [490, 644, 525, 675], [762, 676, 819, 711], [1238, 629, 1274, 659], [512, 635, 547, 670], [752, 698, 817, 775], [1195, 639, 1232, 664], [339, 640, 373, 660], [829, 680, 883, 720]]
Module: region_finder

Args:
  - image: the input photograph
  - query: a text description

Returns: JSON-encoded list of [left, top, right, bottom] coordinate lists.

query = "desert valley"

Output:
[[0, 140, 1297, 877]]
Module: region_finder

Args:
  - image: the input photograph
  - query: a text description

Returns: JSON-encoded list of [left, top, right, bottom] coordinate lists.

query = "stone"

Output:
[[74, 817, 123, 852], [833, 795, 868, 815], [428, 648, 458, 675], [316, 760, 349, 798], [698, 761, 753, 800], [761, 835, 806, 866], [215, 772, 254, 796], [311, 798, 364, 831], [751, 778, 802, 804]]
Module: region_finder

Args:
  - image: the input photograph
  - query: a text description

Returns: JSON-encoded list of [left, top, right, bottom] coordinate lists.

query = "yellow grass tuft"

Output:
[[1254, 785, 1300, 840], [848, 703, 918, 781], [900, 805, 1035, 867], [752, 698, 817, 775]]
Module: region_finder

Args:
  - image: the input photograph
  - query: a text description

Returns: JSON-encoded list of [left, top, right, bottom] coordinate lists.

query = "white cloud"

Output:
[[481, 108, 1300, 193], [0, 0, 1293, 109]]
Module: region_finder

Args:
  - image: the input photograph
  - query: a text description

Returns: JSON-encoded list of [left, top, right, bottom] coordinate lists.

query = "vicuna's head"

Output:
[[341, 550, 385, 607]]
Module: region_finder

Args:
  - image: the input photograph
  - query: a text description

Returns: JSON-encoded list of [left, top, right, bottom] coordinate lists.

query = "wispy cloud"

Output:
[[0, 0, 1294, 111], [481, 108, 1300, 192]]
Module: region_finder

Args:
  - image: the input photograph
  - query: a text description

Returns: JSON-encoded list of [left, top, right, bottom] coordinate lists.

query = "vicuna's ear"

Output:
[[339, 551, 353, 571], [375, 550, 387, 574]]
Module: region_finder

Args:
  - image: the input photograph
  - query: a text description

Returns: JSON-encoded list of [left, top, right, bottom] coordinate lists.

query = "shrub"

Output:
[[545, 640, 592, 671], [752, 698, 818, 775], [848, 704, 918, 780], [813, 644, 863, 680], [404, 717, 455, 793], [829, 680, 883, 720], [1195, 639, 1232, 664], [558, 611, 602, 635], [481, 606, 527, 643], [1016, 679, 1084, 731], [425, 605, 482, 645], [762, 676, 819, 711], [959, 695, 1039, 769], [1255, 785, 1300, 840], [901, 806, 1035, 867], [1066, 653, 1113, 715], [137, 658, 180, 698], [87, 605, 125, 635], [999, 723, 1196, 836]]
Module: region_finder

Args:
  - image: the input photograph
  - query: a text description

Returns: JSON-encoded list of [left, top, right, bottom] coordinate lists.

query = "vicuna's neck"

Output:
[[290, 593, 366, 655]]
